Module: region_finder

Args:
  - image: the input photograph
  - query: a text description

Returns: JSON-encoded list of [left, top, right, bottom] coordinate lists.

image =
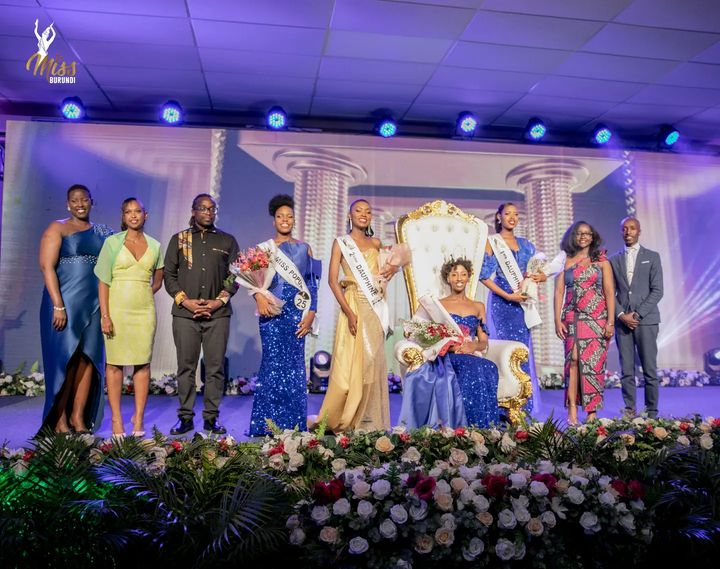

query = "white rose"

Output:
[[614, 447, 629, 462], [509, 472, 528, 489], [352, 480, 372, 498], [619, 513, 636, 533], [566, 486, 585, 505], [536, 460, 555, 474], [319, 526, 338, 544], [616, 502, 629, 514], [497, 508, 517, 529], [348, 536, 369, 555], [540, 510, 557, 528], [598, 475, 612, 488], [699, 433, 714, 450], [440, 513, 457, 530], [526, 517, 544, 536], [529, 480, 549, 497], [449, 448, 469, 466], [459, 487, 476, 505], [500, 432, 517, 453], [390, 504, 408, 524], [599, 491, 616, 506], [473, 442, 489, 457], [333, 498, 351, 516], [570, 475, 589, 487], [472, 494, 490, 512], [289, 528, 305, 545], [371, 479, 392, 499], [435, 479, 451, 494], [514, 506, 531, 524], [284, 438, 300, 454], [379, 518, 398, 539], [287, 452, 304, 471], [463, 537, 485, 561], [487, 428, 502, 442], [441, 426, 455, 439], [470, 431, 485, 444], [311, 505, 331, 525], [580, 511, 600, 533], [676, 435, 690, 447], [286, 514, 300, 529], [401, 446, 422, 463], [434, 527, 455, 547], [495, 537, 516, 561], [268, 454, 285, 470], [331, 458, 347, 473], [414, 534, 434, 554], [450, 477, 468, 493], [357, 500, 374, 519], [409, 501, 428, 521], [512, 495, 530, 509]]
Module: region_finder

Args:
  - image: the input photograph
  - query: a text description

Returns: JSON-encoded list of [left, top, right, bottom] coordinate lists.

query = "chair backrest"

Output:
[[395, 200, 488, 313]]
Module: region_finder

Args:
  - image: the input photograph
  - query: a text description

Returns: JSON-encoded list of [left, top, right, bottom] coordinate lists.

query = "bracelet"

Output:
[[53, 306, 66, 311], [102, 314, 110, 319]]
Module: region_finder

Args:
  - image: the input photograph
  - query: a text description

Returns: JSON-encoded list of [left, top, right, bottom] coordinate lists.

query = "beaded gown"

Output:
[[447, 314, 499, 428], [480, 237, 540, 413], [317, 248, 390, 432], [40, 225, 112, 431], [248, 242, 319, 436]]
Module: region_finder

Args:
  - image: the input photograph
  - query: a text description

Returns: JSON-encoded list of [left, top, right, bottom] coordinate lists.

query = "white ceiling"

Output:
[[1, 0, 720, 145]]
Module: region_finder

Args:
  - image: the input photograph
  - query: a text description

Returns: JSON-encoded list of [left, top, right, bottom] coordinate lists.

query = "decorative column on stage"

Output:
[[272, 149, 368, 356], [506, 159, 589, 372]]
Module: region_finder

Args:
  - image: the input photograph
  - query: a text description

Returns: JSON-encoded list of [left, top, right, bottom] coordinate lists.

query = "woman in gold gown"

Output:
[[315, 199, 396, 432]]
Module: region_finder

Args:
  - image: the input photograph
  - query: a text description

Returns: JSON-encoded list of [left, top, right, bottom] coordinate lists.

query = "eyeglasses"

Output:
[[577, 231, 593, 237], [195, 206, 218, 214]]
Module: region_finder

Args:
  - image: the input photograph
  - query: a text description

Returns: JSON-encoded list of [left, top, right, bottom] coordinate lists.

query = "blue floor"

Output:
[[1, 387, 718, 448]]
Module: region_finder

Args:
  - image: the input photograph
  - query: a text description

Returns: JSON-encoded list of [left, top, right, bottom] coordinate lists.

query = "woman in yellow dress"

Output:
[[315, 199, 396, 432], [95, 198, 164, 437]]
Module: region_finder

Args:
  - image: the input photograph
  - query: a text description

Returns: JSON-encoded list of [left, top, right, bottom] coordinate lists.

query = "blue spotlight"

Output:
[[60, 97, 85, 120], [267, 106, 288, 130], [592, 124, 613, 145], [160, 100, 183, 125], [525, 117, 547, 141], [659, 125, 679, 148], [376, 118, 398, 138], [456, 111, 478, 136]]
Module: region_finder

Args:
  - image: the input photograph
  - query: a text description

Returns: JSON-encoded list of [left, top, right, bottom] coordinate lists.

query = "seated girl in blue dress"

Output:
[[399, 258, 499, 429]]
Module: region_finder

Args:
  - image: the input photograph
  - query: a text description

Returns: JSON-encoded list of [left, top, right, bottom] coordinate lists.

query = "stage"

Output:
[[1, 387, 717, 447]]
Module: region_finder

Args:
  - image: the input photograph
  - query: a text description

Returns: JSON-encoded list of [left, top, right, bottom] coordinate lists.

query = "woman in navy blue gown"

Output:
[[480, 203, 545, 413], [248, 195, 320, 436], [38, 184, 112, 433]]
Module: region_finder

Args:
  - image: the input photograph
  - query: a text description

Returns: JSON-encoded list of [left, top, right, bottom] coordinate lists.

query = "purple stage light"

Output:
[[60, 97, 85, 120], [160, 101, 183, 125]]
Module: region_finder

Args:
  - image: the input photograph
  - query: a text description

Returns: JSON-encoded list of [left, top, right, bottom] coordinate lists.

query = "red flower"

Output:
[[312, 479, 345, 505], [99, 442, 113, 453], [712, 418, 720, 428], [22, 450, 34, 462], [597, 426, 608, 437], [170, 440, 183, 452], [610, 479, 628, 498], [645, 424, 654, 433], [268, 442, 285, 456], [531, 473, 557, 496], [515, 430, 529, 441], [218, 439, 229, 453], [338, 436, 350, 449], [454, 427, 467, 437], [679, 422, 690, 432], [413, 476, 437, 501], [399, 432, 411, 443], [482, 474, 508, 498], [307, 439, 320, 449], [627, 480, 645, 500]]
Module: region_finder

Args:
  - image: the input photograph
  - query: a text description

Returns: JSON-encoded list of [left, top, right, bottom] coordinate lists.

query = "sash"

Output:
[[414, 294, 487, 359], [336, 236, 392, 336], [487, 235, 542, 329], [259, 239, 319, 336]]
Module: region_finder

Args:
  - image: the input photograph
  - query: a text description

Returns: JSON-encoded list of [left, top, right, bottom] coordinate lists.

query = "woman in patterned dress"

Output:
[[95, 198, 164, 437], [554, 221, 615, 424]]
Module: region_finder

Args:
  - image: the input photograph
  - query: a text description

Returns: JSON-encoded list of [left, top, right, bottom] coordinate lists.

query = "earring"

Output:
[[67, 207, 71, 211], [347, 218, 352, 233], [365, 225, 374, 237]]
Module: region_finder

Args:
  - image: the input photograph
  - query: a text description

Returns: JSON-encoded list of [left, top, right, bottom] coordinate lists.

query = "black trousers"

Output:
[[172, 316, 230, 421]]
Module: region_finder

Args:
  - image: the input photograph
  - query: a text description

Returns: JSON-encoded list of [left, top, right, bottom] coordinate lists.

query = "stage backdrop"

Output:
[[2, 121, 719, 377]]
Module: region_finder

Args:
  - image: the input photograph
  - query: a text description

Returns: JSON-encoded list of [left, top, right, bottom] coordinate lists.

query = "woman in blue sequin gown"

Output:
[[248, 195, 319, 436], [440, 258, 499, 427], [39, 185, 112, 433], [480, 203, 546, 413]]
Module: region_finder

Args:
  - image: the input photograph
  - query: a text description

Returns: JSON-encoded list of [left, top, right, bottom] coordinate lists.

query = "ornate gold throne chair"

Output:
[[393, 200, 532, 424]]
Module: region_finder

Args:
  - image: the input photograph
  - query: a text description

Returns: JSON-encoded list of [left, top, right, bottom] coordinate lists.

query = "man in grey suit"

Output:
[[609, 217, 664, 418]]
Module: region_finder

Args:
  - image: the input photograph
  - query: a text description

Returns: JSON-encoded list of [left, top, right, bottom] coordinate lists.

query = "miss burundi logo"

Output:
[[25, 19, 77, 84]]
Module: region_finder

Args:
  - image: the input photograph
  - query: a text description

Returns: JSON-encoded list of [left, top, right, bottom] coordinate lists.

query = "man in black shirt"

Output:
[[164, 193, 239, 435]]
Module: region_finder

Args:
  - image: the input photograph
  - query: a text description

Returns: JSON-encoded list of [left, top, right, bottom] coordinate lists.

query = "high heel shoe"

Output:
[[111, 418, 126, 438], [566, 404, 579, 426], [131, 418, 145, 438]]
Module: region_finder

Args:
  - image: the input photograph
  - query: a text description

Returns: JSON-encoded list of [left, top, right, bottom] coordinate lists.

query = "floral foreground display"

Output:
[[1, 416, 719, 568]]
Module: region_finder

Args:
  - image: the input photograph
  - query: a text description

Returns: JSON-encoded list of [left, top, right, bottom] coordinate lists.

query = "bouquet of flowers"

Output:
[[402, 320, 469, 357], [375, 243, 412, 295], [230, 246, 284, 316], [520, 251, 566, 300]]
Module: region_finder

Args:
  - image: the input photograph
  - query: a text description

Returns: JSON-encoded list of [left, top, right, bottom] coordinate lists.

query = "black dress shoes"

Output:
[[203, 419, 227, 435], [170, 418, 194, 435]]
